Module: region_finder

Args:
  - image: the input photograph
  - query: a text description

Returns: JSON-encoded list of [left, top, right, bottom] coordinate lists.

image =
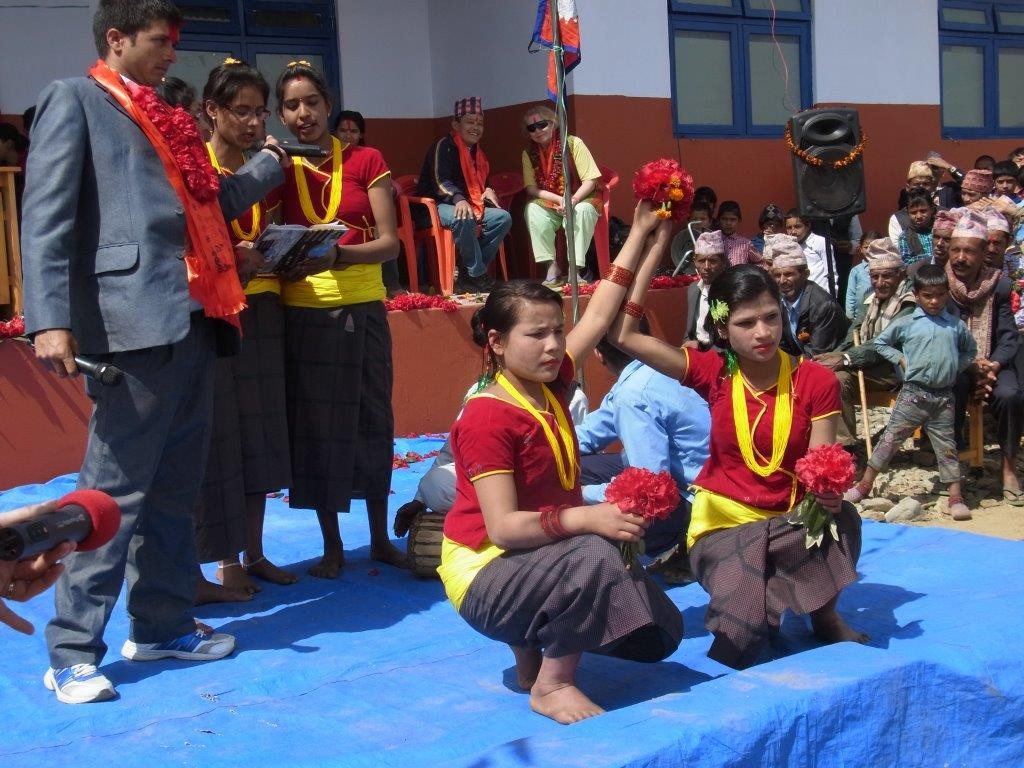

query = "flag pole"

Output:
[[549, 0, 579, 326]]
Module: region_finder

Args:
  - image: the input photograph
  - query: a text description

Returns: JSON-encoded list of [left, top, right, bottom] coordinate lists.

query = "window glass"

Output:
[[941, 43, 986, 127], [997, 46, 1024, 128], [941, 7, 990, 26], [997, 9, 1024, 28], [746, 0, 804, 13], [674, 29, 734, 125], [748, 34, 801, 126]]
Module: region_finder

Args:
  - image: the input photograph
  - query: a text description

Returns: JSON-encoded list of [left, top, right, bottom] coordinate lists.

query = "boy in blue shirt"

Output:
[[845, 265, 977, 520]]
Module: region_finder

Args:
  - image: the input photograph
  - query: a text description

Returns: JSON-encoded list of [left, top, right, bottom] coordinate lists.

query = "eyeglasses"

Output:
[[227, 106, 271, 121], [526, 120, 551, 133]]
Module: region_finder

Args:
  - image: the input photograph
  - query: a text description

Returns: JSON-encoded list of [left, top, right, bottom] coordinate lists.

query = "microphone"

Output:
[[0, 490, 122, 561], [74, 356, 123, 386], [256, 140, 328, 158]]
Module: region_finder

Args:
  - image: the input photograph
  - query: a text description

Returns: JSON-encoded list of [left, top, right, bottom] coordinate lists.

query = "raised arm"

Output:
[[563, 202, 668, 363], [608, 221, 690, 382]]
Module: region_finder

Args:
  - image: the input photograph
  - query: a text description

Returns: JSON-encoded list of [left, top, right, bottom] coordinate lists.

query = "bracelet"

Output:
[[539, 505, 570, 540], [621, 300, 645, 318], [604, 265, 634, 287]]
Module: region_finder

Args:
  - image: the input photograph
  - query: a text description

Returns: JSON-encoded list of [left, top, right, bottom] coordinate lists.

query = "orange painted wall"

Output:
[[1, 287, 686, 489]]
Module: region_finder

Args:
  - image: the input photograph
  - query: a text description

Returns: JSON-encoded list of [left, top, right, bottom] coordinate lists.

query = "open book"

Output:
[[253, 223, 349, 274]]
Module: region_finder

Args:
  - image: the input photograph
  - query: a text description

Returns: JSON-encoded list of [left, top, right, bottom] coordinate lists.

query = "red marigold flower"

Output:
[[632, 159, 695, 223], [794, 443, 856, 497], [605, 467, 680, 521]]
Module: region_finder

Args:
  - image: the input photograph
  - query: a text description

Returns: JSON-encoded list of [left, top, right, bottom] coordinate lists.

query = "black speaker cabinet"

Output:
[[789, 108, 866, 219]]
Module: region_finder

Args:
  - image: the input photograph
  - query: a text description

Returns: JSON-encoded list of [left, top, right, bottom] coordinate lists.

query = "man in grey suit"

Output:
[[21, 0, 286, 704]]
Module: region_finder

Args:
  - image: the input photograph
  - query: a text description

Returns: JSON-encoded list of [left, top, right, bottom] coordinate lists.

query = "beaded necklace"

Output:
[[205, 142, 260, 241], [731, 351, 792, 477], [293, 136, 343, 224]]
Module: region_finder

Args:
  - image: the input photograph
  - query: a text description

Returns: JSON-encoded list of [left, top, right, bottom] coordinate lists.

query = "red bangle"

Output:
[[621, 300, 645, 318], [603, 265, 634, 287], [539, 505, 570, 539]]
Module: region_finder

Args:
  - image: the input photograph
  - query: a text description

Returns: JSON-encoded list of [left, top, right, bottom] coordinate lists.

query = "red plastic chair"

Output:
[[394, 174, 508, 296], [594, 165, 620, 277], [391, 179, 420, 294]]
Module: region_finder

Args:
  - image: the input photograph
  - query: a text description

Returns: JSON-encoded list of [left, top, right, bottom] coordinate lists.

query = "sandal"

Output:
[[1002, 488, 1024, 506]]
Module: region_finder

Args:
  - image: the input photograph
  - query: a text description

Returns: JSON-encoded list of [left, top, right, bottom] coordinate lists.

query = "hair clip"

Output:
[[223, 57, 242, 66], [709, 299, 730, 323], [287, 60, 312, 68]]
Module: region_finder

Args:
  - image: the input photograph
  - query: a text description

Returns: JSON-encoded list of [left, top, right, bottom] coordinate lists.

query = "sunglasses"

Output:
[[526, 120, 551, 133]]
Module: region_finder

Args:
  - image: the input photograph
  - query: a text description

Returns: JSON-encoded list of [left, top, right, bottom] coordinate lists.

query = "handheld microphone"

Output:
[[0, 490, 121, 561], [74, 356, 123, 386], [257, 140, 328, 158]]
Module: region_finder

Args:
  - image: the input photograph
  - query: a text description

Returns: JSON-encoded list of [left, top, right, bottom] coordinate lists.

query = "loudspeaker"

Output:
[[789, 108, 866, 219]]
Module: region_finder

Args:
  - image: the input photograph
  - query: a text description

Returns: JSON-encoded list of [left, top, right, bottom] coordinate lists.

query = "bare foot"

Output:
[[309, 549, 345, 579], [217, 562, 260, 594], [510, 645, 542, 691], [370, 541, 410, 568], [246, 557, 299, 585], [811, 609, 870, 645], [195, 576, 253, 605], [530, 683, 605, 724]]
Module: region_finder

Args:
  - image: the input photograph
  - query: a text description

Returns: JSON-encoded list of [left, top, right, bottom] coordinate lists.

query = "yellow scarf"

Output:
[[205, 142, 260, 241], [732, 351, 792, 477], [293, 136, 343, 224]]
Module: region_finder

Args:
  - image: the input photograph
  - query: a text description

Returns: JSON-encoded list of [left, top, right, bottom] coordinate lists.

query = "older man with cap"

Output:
[[984, 210, 1013, 271], [817, 238, 917, 446], [417, 97, 512, 293], [683, 230, 728, 350], [947, 209, 1024, 504], [959, 168, 995, 207], [769, 233, 850, 356]]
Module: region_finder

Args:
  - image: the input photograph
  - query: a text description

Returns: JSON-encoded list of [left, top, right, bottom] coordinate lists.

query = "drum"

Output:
[[407, 510, 446, 579]]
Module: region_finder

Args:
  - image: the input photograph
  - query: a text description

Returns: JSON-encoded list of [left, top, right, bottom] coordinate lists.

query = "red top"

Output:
[[280, 143, 390, 246], [684, 349, 840, 511], [445, 356, 583, 549]]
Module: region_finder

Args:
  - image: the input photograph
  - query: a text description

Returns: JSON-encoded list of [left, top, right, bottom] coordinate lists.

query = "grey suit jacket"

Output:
[[21, 76, 284, 355]]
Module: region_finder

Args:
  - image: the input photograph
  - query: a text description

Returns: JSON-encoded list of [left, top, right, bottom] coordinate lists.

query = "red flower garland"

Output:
[[632, 159, 695, 223], [559, 273, 694, 297], [129, 85, 220, 203], [0, 315, 25, 339], [606, 467, 681, 569], [384, 293, 460, 313]]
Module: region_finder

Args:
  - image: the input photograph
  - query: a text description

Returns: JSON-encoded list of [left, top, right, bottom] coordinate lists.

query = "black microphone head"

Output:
[[96, 363, 123, 386]]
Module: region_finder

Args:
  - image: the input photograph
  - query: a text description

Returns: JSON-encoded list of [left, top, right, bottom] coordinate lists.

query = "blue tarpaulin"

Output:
[[1, 436, 1022, 767]]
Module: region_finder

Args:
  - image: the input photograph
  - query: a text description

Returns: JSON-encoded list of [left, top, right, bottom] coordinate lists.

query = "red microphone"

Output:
[[0, 490, 121, 561]]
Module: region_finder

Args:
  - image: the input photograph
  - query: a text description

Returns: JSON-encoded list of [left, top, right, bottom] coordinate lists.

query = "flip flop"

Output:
[[1002, 488, 1024, 506]]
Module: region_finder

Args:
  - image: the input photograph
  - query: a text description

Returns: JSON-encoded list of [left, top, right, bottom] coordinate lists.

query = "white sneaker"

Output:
[[121, 628, 236, 662], [44, 664, 116, 704]]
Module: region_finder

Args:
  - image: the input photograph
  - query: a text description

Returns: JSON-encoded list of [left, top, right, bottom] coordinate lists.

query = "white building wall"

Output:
[[812, 0, 940, 105], [336, 0, 434, 117], [0, 1, 96, 112]]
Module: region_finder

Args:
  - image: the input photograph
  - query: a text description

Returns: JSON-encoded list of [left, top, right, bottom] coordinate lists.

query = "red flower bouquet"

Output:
[[787, 443, 857, 549], [384, 293, 460, 313], [0, 315, 25, 339], [605, 467, 680, 568], [632, 159, 695, 222]]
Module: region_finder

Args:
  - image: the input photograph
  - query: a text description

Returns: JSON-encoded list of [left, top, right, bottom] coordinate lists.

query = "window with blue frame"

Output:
[[939, 0, 1024, 137], [667, 0, 812, 138]]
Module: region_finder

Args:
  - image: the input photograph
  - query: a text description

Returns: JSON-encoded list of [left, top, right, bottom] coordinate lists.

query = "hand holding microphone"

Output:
[[0, 490, 121, 635], [31, 329, 123, 385]]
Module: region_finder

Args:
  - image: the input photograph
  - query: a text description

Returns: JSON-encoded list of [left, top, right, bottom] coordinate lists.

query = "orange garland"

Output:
[[784, 123, 867, 170]]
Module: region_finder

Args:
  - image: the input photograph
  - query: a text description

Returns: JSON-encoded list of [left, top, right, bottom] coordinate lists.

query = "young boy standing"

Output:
[[785, 209, 837, 297], [845, 265, 977, 520]]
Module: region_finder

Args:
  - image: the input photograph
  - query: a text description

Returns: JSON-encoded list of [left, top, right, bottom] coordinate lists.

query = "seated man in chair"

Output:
[[417, 97, 512, 293]]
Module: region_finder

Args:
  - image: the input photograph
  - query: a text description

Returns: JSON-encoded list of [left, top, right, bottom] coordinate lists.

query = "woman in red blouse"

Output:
[[611, 262, 867, 669], [439, 203, 683, 726], [274, 62, 403, 578]]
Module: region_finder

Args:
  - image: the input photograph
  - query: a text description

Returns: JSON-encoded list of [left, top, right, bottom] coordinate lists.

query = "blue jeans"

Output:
[[436, 204, 512, 278]]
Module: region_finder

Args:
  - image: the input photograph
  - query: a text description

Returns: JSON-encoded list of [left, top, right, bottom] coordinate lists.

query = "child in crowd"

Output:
[[845, 265, 976, 521], [785, 209, 837, 297], [717, 201, 758, 266], [993, 161, 1021, 204], [843, 230, 883, 317], [750, 202, 785, 255], [897, 189, 936, 266]]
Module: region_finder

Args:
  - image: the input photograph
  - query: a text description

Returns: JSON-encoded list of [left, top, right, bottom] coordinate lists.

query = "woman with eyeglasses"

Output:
[[274, 61, 404, 579], [520, 105, 603, 285], [191, 59, 299, 605]]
